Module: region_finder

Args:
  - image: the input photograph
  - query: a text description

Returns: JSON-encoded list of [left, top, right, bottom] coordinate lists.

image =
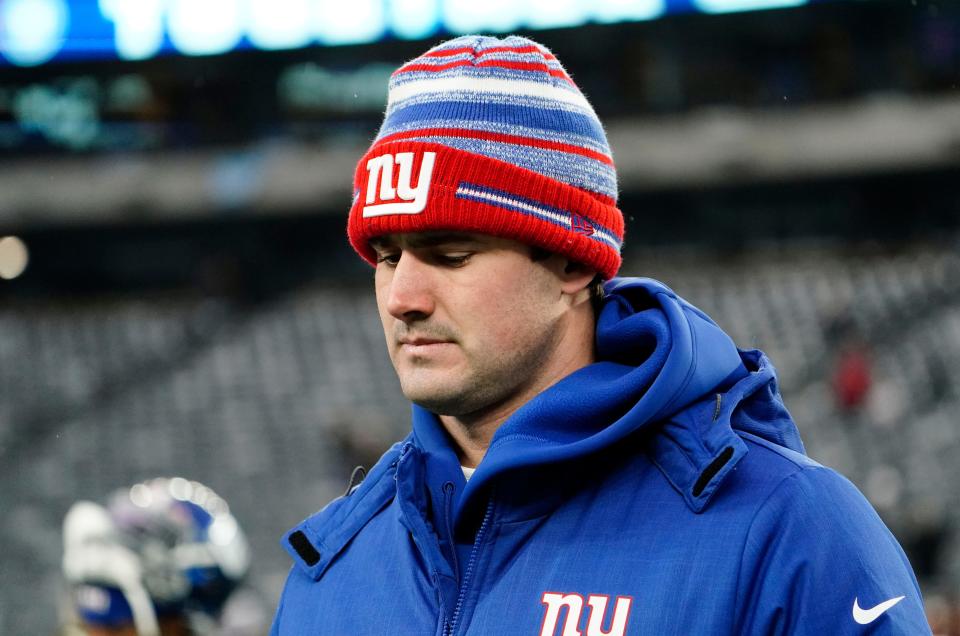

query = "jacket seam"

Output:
[[731, 464, 820, 633], [737, 431, 810, 470], [487, 432, 553, 449]]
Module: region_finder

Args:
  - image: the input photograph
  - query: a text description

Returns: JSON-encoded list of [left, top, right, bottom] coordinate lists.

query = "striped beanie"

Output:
[[347, 35, 624, 280]]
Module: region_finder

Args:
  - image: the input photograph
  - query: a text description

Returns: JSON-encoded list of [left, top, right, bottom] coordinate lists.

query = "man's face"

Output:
[[372, 232, 570, 420]]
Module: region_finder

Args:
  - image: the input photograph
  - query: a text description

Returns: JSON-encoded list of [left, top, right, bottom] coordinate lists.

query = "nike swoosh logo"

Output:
[[852, 596, 905, 624]]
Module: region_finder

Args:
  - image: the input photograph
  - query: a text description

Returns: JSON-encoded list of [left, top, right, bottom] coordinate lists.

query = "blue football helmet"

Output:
[[62, 478, 250, 636]]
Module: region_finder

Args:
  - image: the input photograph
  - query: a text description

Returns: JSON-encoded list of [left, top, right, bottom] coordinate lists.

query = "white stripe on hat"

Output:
[[455, 183, 622, 250], [397, 52, 474, 69], [456, 184, 571, 227], [388, 76, 596, 114]]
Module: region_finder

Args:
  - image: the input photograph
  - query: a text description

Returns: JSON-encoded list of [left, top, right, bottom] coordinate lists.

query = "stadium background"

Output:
[[1, 0, 959, 633]]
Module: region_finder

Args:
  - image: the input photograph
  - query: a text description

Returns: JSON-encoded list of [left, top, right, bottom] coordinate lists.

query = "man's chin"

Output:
[[406, 392, 466, 416], [402, 380, 481, 417]]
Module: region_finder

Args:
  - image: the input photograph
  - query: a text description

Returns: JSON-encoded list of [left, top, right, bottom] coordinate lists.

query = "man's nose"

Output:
[[385, 253, 435, 321]]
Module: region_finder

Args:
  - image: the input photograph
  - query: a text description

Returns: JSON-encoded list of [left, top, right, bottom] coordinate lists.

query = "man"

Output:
[[272, 35, 930, 634]]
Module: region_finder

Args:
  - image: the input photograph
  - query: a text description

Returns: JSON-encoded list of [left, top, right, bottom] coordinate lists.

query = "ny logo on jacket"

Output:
[[540, 592, 632, 636]]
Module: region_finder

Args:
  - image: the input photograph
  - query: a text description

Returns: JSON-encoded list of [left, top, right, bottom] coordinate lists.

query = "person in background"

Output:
[[272, 34, 931, 635], [60, 477, 265, 636]]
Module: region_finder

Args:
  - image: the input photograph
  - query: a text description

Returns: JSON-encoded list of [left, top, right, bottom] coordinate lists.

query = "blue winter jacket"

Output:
[[272, 278, 930, 635]]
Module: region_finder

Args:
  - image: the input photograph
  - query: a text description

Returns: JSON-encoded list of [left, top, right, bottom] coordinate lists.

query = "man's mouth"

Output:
[[400, 337, 449, 346], [397, 336, 456, 354]]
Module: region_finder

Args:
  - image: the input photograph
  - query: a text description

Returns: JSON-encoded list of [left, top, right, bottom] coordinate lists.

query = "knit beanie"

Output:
[[347, 34, 624, 280]]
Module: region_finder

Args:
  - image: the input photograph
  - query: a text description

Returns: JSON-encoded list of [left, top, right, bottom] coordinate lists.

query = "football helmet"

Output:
[[62, 478, 250, 636]]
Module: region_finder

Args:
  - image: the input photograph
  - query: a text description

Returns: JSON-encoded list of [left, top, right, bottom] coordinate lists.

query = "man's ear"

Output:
[[557, 258, 597, 297], [533, 249, 596, 298]]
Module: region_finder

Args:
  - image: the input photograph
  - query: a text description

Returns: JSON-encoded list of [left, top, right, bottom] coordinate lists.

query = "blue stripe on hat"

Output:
[[387, 90, 595, 122], [378, 117, 611, 156], [378, 101, 610, 152]]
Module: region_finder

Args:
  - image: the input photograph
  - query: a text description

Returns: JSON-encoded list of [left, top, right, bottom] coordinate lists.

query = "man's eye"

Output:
[[376, 252, 401, 266], [439, 253, 471, 266]]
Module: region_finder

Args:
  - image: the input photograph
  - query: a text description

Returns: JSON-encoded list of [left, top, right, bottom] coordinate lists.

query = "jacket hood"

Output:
[[415, 276, 805, 516]]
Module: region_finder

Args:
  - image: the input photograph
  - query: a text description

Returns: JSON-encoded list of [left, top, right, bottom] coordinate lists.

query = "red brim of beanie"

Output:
[[347, 140, 623, 280]]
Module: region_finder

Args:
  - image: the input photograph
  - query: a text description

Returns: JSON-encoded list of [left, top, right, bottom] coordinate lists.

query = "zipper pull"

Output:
[[442, 481, 460, 582]]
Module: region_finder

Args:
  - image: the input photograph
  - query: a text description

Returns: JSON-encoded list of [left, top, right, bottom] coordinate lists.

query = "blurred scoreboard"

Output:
[[1, 0, 935, 157], [0, 0, 815, 67]]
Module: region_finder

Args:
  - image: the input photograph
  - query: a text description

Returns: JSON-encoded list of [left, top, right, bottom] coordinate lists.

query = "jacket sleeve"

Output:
[[734, 465, 931, 635]]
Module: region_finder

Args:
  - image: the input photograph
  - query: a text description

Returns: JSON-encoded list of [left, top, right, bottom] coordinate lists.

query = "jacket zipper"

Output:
[[445, 492, 495, 636], [443, 482, 460, 583]]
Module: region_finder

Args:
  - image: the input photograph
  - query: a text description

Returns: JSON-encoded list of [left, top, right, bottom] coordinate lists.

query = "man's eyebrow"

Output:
[[369, 236, 394, 251], [370, 233, 484, 250], [408, 233, 484, 248]]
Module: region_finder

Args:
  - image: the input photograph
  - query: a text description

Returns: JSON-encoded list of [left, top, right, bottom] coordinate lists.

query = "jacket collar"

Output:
[[283, 439, 408, 580]]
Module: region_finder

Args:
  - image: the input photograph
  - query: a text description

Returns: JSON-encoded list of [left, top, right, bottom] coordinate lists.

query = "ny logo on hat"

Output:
[[362, 152, 436, 218]]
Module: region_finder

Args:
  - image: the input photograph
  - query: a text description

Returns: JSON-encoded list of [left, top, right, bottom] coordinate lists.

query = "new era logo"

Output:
[[571, 213, 594, 236], [362, 151, 436, 218]]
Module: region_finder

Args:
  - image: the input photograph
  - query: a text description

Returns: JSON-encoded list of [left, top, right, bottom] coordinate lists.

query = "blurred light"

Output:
[[167, 0, 244, 56], [314, 0, 386, 45], [0, 0, 818, 67], [98, 0, 165, 61], [106, 74, 153, 112], [12, 80, 100, 150], [388, 0, 440, 40], [208, 515, 238, 546], [692, 0, 806, 14], [168, 477, 193, 502], [525, 0, 587, 30], [206, 495, 227, 515], [0, 236, 29, 280], [129, 483, 154, 508], [246, 0, 314, 50], [278, 62, 392, 112], [0, 0, 69, 66], [591, 0, 665, 23], [192, 484, 210, 506], [442, 0, 523, 34], [75, 586, 111, 613]]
